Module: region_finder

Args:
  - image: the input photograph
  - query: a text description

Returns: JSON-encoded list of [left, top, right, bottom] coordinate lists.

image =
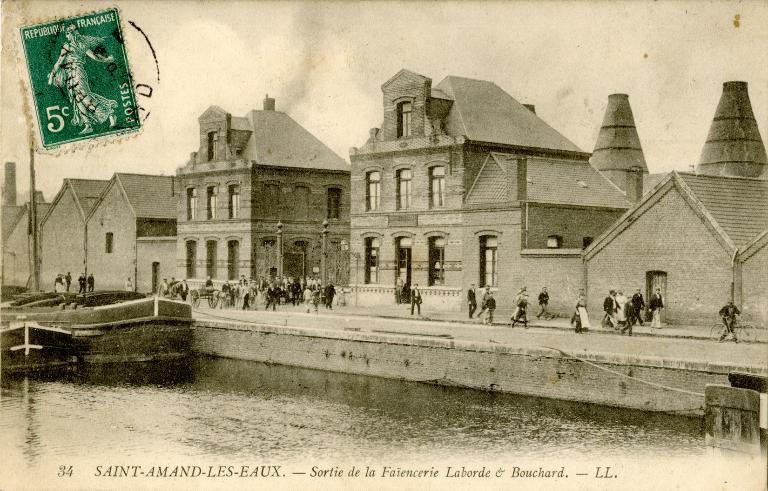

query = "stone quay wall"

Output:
[[192, 320, 766, 416]]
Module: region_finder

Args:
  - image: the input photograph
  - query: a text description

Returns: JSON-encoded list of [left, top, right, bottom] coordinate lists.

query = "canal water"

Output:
[[1, 356, 704, 468]]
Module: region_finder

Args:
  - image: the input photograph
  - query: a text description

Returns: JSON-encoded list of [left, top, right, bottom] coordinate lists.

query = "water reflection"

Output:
[[1, 357, 704, 465]]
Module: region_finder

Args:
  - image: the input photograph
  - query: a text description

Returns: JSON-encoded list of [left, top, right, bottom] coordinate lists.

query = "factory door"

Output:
[[646, 271, 667, 323]]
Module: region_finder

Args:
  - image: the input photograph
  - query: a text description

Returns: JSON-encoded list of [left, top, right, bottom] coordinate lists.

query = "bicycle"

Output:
[[709, 317, 755, 343]]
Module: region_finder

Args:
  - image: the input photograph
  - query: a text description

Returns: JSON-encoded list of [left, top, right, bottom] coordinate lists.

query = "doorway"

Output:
[[396, 237, 412, 301], [646, 270, 667, 323]]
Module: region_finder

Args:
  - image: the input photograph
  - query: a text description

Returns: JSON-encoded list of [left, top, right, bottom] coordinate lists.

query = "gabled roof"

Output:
[[434, 76, 584, 154], [466, 155, 508, 204], [244, 110, 349, 171], [527, 159, 630, 209], [40, 178, 109, 227], [112, 173, 178, 220], [678, 172, 768, 248], [2, 205, 25, 243], [585, 171, 768, 260]]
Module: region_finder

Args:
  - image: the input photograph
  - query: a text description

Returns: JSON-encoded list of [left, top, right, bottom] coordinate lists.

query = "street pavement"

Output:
[[193, 302, 768, 369]]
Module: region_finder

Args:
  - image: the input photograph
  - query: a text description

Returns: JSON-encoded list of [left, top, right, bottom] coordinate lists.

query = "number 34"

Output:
[[46, 105, 70, 133], [58, 465, 73, 477]]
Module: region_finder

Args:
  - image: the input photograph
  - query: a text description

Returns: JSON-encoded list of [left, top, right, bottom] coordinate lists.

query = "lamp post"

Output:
[[341, 239, 360, 307], [276, 220, 283, 280], [320, 219, 328, 286]]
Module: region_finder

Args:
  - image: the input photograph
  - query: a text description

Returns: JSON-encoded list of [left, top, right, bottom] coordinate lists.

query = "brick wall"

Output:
[[380, 71, 430, 141], [193, 321, 754, 415], [526, 204, 623, 249], [586, 188, 733, 325], [41, 189, 86, 286], [742, 245, 768, 326], [136, 238, 177, 293], [86, 182, 136, 291]]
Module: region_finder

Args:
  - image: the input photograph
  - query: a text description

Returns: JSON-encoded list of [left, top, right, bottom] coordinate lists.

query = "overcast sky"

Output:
[[2, 0, 767, 201]]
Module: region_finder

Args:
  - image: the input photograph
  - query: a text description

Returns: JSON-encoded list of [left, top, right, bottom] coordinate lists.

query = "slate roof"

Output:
[[466, 154, 630, 209], [68, 179, 110, 216], [242, 110, 349, 171], [434, 76, 584, 154], [115, 173, 178, 220], [678, 172, 768, 248], [527, 159, 630, 208]]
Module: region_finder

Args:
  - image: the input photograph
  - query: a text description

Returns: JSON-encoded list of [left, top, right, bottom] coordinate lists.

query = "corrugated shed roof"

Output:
[[243, 110, 349, 172], [527, 159, 630, 209], [679, 172, 768, 247], [116, 173, 178, 219], [68, 179, 109, 216], [435, 76, 583, 153]]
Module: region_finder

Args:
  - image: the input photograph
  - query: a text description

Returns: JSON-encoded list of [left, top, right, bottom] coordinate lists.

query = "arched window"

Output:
[[479, 235, 498, 287], [429, 166, 445, 208], [227, 240, 239, 280], [397, 101, 412, 138], [327, 187, 342, 219], [364, 237, 380, 284], [186, 187, 197, 220], [428, 236, 446, 286], [228, 184, 240, 219], [396, 169, 412, 210], [366, 171, 381, 211], [207, 131, 217, 161], [206, 240, 217, 278], [206, 186, 217, 220]]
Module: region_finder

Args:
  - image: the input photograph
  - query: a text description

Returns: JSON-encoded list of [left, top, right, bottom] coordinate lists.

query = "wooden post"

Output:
[[28, 146, 40, 292]]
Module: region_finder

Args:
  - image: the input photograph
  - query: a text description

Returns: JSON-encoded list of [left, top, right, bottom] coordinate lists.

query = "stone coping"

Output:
[[194, 320, 767, 376]]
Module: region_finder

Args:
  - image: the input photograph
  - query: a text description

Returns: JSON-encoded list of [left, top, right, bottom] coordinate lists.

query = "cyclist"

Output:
[[718, 300, 741, 343]]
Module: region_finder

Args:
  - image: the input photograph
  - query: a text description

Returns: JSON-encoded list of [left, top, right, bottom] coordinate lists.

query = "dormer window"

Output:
[[397, 101, 412, 138], [207, 131, 218, 161]]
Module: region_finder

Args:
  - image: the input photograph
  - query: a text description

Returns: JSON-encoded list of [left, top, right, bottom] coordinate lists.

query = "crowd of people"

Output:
[[53, 272, 94, 293]]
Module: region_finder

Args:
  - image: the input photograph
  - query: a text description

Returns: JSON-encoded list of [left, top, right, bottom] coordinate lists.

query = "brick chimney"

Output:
[[263, 94, 276, 111], [3, 161, 17, 206], [697, 81, 767, 178], [625, 166, 643, 203], [591, 93, 648, 196]]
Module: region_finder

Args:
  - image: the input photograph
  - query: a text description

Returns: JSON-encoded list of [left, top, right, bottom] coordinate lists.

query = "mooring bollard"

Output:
[[704, 372, 768, 487]]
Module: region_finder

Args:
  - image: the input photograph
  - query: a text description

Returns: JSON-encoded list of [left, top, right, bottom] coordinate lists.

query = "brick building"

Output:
[[176, 96, 350, 285], [349, 69, 630, 312], [85, 173, 178, 292], [39, 178, 108, 288], [584, 82, 768, 326]]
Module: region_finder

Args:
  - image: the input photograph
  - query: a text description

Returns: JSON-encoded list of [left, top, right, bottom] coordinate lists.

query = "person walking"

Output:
[[602, 290, 617, 329], [311, 287, 321, 313], [510, 289, 529, 328], [265, 283, 277, 311], [325, 283, 336, 309], [483, 292, 496, 325], [467, 284, 477, 319], [476, 286, 492, 320], [718, 300, 740, 343], [65, 272, 72, 292], [303, 285, 313, 313], [124, 277, 133, 292], [649, 288, 664, 328], [78, 273, 86, 293], [629, 288, 645, 326], [572, 291, 590, 334], [179, 280, 190, 302], [410, 283, 422, 316], [87, 273, 95, 292], [536, 287, 549, 319], [395, 277, 404, 304], [616, 290, 628, 328]]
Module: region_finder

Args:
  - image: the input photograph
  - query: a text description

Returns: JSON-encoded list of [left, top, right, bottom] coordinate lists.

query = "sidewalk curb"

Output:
[[340, 311, 768, 344]]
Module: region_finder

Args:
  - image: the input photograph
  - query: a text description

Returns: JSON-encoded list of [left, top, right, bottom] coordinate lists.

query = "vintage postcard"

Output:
[[1, 1, 767, 490]]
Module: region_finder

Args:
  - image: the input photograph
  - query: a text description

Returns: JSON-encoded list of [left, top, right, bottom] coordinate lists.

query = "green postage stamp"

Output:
[[19, 8, 140, 149]]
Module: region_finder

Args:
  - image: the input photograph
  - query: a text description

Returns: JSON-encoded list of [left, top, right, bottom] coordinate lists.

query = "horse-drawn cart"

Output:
[[190, 288, 220, 308]]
